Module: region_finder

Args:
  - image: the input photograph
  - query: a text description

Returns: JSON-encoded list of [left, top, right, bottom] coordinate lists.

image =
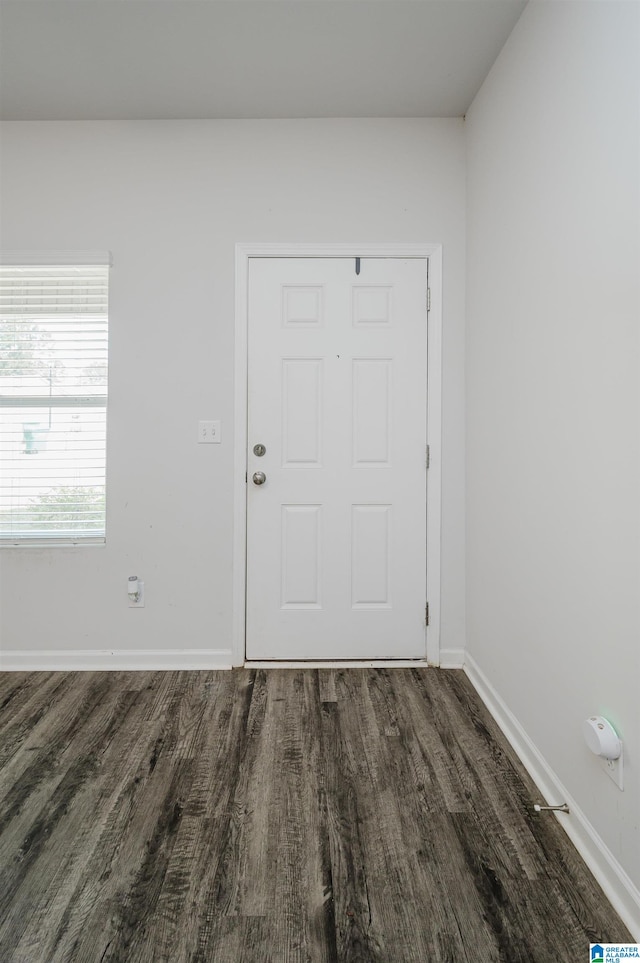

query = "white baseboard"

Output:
[[0, 651, 465, 672], [438, 647, 465, 669], [0, 649, 233, 672], [464, 652, 640, 940]]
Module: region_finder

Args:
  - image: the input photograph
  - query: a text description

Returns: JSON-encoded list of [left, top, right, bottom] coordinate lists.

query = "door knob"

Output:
[[252, 471, 266, 485]]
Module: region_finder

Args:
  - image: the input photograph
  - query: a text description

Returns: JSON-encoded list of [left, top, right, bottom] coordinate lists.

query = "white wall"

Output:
[[0, 119, 466, 664], [466, 0, 640, 916]]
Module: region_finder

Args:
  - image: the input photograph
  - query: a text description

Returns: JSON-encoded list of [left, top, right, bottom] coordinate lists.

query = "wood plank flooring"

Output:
[[0, 668, 632, 962]]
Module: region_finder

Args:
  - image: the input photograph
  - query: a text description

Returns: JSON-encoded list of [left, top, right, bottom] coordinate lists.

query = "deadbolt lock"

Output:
[[253, 444, 266, 457]]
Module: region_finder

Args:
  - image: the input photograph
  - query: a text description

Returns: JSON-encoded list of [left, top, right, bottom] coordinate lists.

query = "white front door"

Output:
[[246, 257, 428, 660]]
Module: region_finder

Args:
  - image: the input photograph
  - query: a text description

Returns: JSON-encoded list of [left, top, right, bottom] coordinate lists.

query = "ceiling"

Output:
[[0, 0, 527, 121]]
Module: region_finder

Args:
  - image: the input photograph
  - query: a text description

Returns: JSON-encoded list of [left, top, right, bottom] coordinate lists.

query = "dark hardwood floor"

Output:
[[0, 668, 632, 962]]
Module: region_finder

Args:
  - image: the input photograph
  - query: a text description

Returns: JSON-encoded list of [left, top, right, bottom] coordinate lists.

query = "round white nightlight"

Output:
[[582, 716, 621, 760]]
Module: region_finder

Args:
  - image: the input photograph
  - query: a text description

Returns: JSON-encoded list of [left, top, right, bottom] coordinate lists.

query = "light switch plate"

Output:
[[198, 420, 221, 444]]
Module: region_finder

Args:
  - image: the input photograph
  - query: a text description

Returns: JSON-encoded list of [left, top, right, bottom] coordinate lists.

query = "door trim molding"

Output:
[[233, 242, 443, 666]]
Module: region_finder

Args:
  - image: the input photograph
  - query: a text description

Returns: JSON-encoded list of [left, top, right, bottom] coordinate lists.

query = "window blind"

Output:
[[0, 264, 109, 544]]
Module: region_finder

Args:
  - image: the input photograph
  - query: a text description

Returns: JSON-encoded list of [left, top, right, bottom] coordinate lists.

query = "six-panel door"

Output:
[[246, 257, 427, 660]]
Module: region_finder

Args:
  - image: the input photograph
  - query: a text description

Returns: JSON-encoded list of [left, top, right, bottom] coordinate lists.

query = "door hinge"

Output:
[[425, 444, 430, 469], [426, 287, 431, 312], [425, 603, 430, 626]]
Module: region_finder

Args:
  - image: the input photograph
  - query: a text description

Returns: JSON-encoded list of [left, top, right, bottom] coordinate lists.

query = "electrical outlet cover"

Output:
[[600, 745, 623, 790], [128, 580, 145, 608]]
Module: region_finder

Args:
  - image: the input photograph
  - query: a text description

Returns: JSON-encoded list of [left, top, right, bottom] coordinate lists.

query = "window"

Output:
[[0, 258, 109, 545]]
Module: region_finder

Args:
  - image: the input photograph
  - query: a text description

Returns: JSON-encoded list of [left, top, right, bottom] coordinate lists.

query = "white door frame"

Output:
[[233, 243, 442, 667]]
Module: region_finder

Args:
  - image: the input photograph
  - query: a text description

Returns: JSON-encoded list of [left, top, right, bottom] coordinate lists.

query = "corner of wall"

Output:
[[465, 652, 640, 939]]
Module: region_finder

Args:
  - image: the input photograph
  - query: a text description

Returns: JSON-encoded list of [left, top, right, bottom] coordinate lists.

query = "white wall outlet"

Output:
[[128, 580, 145, 608], [600, 746, 623, 790], [198, 420, 221, 444]]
